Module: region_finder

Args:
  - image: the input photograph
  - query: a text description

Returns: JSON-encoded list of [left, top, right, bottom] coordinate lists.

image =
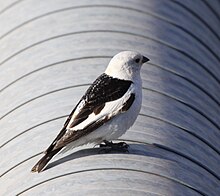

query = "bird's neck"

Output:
[[105, 66, 141, 82]]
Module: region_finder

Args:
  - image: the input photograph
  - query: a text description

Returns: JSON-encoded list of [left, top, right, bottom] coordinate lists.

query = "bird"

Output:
[[31, 51, 149, 173]]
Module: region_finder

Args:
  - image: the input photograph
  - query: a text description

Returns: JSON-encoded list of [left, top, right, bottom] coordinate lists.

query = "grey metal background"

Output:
[[0, 0, 219, 195]]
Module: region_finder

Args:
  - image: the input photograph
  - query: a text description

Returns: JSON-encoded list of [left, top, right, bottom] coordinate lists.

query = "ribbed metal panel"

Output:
[[0, 0, 219, 195]]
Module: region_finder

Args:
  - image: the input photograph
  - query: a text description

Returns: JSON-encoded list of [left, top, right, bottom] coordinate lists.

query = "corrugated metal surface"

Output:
[[0, 0, 219, 195]]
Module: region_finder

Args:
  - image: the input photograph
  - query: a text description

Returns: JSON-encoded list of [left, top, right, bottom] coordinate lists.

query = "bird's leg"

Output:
[[99, 140, 129, 153], [99, 140, 112, 147]]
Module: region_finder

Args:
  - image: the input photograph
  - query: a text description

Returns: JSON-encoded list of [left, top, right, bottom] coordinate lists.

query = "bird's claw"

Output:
[[98, 141, 129, 153]]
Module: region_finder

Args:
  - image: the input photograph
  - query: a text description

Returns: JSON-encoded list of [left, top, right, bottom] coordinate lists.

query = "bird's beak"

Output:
[[142, 56, 150, 63]]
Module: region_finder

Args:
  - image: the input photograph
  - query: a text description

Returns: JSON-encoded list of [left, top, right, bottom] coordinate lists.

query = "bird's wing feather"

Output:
[[45, 73, 133, 153], [67, 73, 133, 128], [54, 92, 135, 149]]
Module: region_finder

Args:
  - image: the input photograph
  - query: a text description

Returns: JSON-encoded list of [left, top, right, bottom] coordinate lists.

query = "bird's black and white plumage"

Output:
[[31, 51, 149, 172]]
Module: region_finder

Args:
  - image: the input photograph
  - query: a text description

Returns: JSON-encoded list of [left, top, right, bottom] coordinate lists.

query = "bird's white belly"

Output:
[[102, 95, 141, 141]]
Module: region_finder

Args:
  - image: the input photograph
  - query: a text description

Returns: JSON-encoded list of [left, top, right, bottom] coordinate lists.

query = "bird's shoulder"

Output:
[[84, 73, 133, 103], [66, 73, 133, 128]]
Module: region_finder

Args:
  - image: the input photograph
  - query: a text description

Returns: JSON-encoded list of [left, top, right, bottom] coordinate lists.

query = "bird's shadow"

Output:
[[44, 143, 169, 171]]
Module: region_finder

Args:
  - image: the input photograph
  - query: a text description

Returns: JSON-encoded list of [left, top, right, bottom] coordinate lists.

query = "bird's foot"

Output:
[[99, 140, 129, 153]]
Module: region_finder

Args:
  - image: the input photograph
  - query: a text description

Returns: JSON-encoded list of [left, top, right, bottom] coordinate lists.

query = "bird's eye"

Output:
[[135, 58, 141, 63]]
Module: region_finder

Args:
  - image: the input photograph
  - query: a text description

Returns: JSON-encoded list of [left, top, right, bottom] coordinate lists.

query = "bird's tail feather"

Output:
[[31, 148, 61, 173]]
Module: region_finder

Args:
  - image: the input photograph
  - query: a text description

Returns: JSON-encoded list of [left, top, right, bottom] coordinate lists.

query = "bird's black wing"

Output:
[[45, 73, 132, 153], [68, 73, 133, 128]]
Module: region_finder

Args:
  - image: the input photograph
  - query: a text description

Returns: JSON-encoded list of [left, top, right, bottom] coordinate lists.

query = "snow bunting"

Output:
[[31, 51, 149, 172]]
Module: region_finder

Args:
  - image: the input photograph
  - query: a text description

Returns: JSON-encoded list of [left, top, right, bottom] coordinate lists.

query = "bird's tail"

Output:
[[31, 148, 61, 173]]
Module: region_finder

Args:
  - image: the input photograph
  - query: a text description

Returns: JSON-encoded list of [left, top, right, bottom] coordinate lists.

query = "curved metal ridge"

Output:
[[148, 63, 220, 106], [0, 152, 43, 178], [1, 30, 219, 87], [201, 0, 220, 22], [0, 0, 24, 15], [17, 168, 205, 196], [1, 137, 219, 184], [0, 116, 67, 149], [143, 87, 220, 131], [1, 1, 219, 195], [1, 60, 219, 116], [0, 56, 111, 93], [1, 86, 219, 155], [0, 4, 163, 40], [0, 4, 219, 63], [139, 113, 220, 155], [0, 84, 90, 120], [170, 0, 220, 41], [154, 143, 220, 181]]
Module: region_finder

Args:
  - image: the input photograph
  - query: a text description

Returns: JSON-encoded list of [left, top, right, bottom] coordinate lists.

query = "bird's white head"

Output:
[[105, 51, 149, 81]]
